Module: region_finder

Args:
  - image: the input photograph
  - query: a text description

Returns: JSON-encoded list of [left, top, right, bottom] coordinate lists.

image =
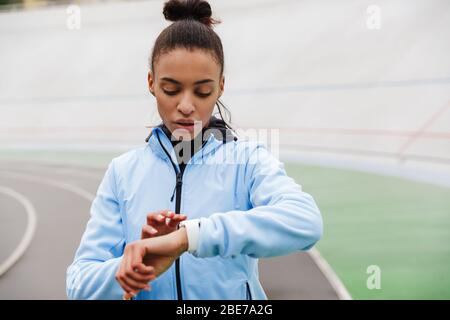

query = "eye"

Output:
[[162, 89, 179, 96], [196, 91, 212, 98], [162, 89, 211, 98]]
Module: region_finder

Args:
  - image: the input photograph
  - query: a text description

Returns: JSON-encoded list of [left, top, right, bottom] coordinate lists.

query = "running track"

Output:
[[0, 161, 345, 299]]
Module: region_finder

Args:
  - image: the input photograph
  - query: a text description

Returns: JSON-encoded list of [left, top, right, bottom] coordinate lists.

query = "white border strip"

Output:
[[308, 248, 352, 300], [0, 186, 37, 277]]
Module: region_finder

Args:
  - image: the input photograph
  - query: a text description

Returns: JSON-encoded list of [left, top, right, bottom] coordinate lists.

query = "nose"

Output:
[[177, 93, 195, 115]]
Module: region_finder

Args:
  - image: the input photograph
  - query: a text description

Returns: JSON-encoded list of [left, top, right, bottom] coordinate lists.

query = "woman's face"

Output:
[[148, 48, 224, 141]]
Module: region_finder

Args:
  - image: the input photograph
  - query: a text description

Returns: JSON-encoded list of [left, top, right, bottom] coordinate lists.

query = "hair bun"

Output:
[[163, 0, 220, 27]]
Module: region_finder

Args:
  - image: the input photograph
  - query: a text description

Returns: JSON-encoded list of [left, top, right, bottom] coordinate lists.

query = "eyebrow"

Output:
[[160, 77, 215, 85]]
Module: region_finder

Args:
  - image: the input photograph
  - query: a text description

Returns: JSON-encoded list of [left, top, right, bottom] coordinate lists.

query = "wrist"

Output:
[[175, 227, 189, 256], [141, 229, 188, 257]]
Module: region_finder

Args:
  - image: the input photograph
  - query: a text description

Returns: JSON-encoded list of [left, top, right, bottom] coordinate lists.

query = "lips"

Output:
[[176, 121, 194, 126], [174, 120, 196, 133]]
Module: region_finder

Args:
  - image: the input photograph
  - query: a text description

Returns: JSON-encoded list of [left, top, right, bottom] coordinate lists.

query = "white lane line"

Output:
[[308, 248, 352, 300], [0, 170, 97, 278], [0, 186, 37, 277], [20, 166, 102, 181], [0, 171, 95, 202], [0, 158, 107, 173], [281, 150, 450, 188], [0, 161, 105, 181]]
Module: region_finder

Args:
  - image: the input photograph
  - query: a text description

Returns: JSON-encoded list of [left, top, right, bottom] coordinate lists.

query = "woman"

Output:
[[66, 0, 323, 300]]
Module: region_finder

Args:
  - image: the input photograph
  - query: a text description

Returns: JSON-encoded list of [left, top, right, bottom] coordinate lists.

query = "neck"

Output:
[[161, 124, 208, 164]]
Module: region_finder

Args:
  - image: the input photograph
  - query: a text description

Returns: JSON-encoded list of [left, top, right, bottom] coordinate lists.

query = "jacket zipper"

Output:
[[156, 132, 185, 300], [173, 170, 184, 301], [246, 281, 253, 300], [156, 130, 209, 300]]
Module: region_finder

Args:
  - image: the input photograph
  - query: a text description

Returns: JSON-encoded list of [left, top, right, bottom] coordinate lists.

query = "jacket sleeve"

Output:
[[66, 159, 125, 300], [194, 143, 323, 259]]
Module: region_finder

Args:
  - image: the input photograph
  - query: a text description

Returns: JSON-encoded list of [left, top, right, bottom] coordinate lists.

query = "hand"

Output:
[[141, 210, 187, 239], [117, 228, 189, 299], [116, 241, 156, 299], [142, 228, 188, 277]]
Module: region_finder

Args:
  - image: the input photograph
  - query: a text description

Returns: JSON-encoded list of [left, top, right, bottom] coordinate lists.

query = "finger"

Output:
[[161, 210, 175, 218], [166, 219, 177, 228], [133, 262, 155, 275], [123, 292, 135, 300], [174, 214, 187, 220], [122, 275, 150, 292], [128, 271, 156, 283], [153, 210, 170, 222], [124, 252, 147, 285], [129, 265, 156, 282], [119, 248, 147, 294], [163, 212, 181, 225], [116, 275, 138, 297], [117, 257, 136, 294], [147, 212, 166, 226], [141, 225, 158, 239], [156, 214, 166, 222], [126, 246, 155, 287], [168, 215, 187, 228], [146, 212, 158, 225], [124, 261, 151, 290]]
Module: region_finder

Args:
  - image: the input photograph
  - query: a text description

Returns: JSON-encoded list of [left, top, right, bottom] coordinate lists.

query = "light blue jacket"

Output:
[[66, 124, 323, 300]]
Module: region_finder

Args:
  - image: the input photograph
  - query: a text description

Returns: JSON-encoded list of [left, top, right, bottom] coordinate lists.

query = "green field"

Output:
[[285, 163, 450, 300], [1, 149, 449, 299]]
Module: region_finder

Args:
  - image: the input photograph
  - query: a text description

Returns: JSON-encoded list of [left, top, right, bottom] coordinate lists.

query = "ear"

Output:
[[148, 71, 155, 97], [218, 75, 225, 98]]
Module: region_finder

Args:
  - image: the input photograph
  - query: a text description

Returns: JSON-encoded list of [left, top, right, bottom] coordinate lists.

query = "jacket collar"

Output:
[[145, 116, 237, 164]]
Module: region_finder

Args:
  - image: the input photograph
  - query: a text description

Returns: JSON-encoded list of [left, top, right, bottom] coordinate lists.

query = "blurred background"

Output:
[[0, 0, 449, 299]]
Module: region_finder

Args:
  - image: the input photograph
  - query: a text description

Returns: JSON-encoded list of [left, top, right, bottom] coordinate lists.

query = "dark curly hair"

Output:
[[149, 0, 233, 131]]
